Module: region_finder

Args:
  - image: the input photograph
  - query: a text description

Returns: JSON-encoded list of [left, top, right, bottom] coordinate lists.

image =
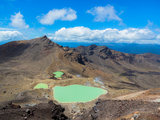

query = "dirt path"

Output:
[[114, 90, 147, 100]]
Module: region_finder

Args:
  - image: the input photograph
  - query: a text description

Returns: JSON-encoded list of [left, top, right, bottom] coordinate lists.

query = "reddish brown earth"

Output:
[[1, 36, 160, 120], [76, 100, 160, 120]]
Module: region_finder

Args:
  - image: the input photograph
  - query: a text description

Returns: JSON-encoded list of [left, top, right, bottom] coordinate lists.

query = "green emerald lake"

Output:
[[53, 85, 107, 103], [34, 83, 48, 89], [53, 71, 64, 78]]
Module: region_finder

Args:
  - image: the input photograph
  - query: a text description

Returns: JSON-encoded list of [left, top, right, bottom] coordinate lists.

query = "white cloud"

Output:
[[49, 26, 160, 44], [0, 30, 24, 42], [0, 28, 15, 31], [39, 8, 77, 25], [87, 5, 122, 23], [10, 12, 29, 29]]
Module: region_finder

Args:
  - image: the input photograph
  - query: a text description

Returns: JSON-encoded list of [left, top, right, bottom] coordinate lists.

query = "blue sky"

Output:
[[0, 0, 160, 44]]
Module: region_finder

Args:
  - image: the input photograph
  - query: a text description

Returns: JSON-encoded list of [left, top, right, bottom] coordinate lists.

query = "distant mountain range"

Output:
[[1, 40, 160, 55], [56, 42, 160, 55]]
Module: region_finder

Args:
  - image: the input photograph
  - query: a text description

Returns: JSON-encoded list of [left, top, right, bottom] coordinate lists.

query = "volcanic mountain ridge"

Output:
[[1, 36, 160, 120]]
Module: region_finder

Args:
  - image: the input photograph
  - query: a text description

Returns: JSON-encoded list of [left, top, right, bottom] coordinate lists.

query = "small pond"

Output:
[[53, 71, 64, 78], [34, 83, 48, 89]]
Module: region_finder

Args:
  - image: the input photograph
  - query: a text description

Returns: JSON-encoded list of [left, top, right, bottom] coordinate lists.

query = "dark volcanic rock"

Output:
[[0, 101, 69, 120], [98, 46, 112, 59], [64, 50, 88, 65]]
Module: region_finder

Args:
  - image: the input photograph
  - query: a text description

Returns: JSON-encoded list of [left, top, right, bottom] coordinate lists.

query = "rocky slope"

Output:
[[76, 100, 160, 120], [1, 36, 160, 90], [0, 101, 68, 120], [1, 36, 160, 120], [74, 44, 160, 89]]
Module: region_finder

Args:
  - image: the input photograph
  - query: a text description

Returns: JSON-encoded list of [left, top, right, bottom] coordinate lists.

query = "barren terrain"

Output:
[[1, 36, 160, 120]]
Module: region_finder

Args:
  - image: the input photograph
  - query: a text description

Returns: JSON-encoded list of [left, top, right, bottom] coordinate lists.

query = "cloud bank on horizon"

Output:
[[49, 27, 160, 44], [0, 0, 160, 44], [1, 27, 160, 44], [0, 30, 23, 42]]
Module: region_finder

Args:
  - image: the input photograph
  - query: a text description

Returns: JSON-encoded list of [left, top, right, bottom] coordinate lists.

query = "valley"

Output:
[[1, 36, 160, 120]]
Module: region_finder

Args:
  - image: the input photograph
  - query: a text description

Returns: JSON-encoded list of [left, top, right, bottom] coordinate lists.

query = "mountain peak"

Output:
[[33, 35, 50, 42], [88, 44, 97, 50], [42, 35, 47, 38], [28, 36, 55, 47], [40, 35, 50, 41]]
